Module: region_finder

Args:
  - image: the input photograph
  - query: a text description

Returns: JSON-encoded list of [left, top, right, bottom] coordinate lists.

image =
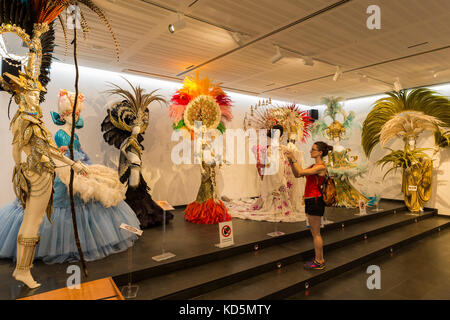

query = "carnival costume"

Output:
[[168, 73, 233, 224], [311, 97, 369, 207], [227, 103, 312, 222], [101, 79, 173, 228], [0, 0, 120, 288], [362, 89, 450, 212], [0, 90, 141, 264]]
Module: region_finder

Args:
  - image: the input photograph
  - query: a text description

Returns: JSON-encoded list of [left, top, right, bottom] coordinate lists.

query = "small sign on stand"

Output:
[[119, 223, 143, 299], [355, 200, 367, 216], [215, 221, 235, 248], [267, 222, 285, 237], [152, 201, 176, 262]]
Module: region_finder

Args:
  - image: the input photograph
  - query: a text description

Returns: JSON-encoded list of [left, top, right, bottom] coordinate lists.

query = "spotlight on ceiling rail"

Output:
[[169, 13, 186, 34], [271, 45, 283, 64], [302, 56, 314, 66], [393, 77, 402, 92], [333, 66, 343, 81], [230, 31, 244, 46]]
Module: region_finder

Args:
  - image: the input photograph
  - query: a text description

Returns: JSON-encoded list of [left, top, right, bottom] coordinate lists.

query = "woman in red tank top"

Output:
[[286, 141, 333, 270]]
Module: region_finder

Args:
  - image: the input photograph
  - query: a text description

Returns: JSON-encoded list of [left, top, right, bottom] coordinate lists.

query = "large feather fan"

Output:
[[362, 88, 450, 157]]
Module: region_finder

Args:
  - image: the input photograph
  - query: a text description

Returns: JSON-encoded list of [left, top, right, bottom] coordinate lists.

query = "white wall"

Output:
[[0, 62, 448, 215], [0, 62, 287, 207]]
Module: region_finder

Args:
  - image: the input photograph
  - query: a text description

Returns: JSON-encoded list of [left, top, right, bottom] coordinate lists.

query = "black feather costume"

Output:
[[101, 83, 173, 229]]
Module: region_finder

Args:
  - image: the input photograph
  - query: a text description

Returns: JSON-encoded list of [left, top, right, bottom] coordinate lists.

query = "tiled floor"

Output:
[[288, 227, 450, 300]]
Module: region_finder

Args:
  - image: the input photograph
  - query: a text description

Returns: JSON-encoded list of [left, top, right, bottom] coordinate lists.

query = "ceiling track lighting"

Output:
[[333, 66, 343, 81], [168, 13, 186, 34], [359, 73, 369, 83], [230, 31, 244, 46], [302, 55, 314, 66], [393, 77, 402, 92], [431, 68, 449, 78], [271, 45, 283, 64]]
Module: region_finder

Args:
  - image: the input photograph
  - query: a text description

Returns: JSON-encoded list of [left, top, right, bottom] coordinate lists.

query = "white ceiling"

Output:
[[52, 0, 450, 105]]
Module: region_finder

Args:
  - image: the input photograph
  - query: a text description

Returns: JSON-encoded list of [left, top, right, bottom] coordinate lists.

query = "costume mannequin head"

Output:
[[131, 126, 141, 136], [58, 89, 84, 123], [21, 89, 40, 109], [406, 135, 416, 149], [267, 124, 283, 143], [51, 90, 84, 129]]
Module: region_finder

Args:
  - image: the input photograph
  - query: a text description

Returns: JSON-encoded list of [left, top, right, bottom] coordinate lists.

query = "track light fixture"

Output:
[[230, 32, 244, 46], [393, 77, 402, 92], [302, 56, 314, 66], [333, 66, 343, 81], [359, 73, 368, 83], [271, 45, 283, 64], [168, 13, 186, 34]]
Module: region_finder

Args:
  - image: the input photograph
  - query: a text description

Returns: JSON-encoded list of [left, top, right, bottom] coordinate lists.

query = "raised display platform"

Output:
[[0, 199, 448, 300]]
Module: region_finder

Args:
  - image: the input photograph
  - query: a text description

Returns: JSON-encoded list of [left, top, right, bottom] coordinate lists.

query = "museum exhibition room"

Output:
[[0, 0, 449, 305]]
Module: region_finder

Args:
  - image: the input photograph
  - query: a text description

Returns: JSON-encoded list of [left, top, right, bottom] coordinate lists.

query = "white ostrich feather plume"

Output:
[[379, 111, 443, 147]]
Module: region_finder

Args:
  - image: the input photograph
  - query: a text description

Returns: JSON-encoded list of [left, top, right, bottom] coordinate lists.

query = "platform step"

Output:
[[191, 215, 450, 300], [132, 209, 436, 299], [113, 201, 406, 286]]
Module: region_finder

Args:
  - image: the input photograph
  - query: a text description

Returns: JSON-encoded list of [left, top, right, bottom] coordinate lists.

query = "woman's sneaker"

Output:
[[304, 259, 325, 270]]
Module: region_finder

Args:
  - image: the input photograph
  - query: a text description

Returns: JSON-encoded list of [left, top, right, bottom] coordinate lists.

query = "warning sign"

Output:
[[222, 225, 232, 238], [216, 221, 234, 248]]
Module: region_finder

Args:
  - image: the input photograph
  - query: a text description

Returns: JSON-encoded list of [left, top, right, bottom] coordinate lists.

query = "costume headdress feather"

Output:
[[169, 72, 233, 137], [362, 88, 450, 157], [101, 78, 165, 150]]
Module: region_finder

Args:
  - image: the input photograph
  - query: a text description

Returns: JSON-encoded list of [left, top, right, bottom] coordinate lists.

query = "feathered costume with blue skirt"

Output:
[[0, 123, 141, 264]]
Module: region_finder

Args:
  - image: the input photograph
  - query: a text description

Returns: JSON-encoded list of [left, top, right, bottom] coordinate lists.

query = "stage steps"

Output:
[[192, 214, 450, 300], [113, 201, 402, 286], [128, 207, 449, 300]]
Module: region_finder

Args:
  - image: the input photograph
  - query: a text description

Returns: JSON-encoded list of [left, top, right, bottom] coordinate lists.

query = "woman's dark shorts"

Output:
[[305, 196, 325, 216]]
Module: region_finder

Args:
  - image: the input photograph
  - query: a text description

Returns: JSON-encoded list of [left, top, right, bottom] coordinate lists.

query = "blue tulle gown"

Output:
[[0, 130, 141, 264]]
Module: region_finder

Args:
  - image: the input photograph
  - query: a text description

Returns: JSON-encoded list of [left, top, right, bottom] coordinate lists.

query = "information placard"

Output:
[[120, 223, 143, 236], [215, 221, 234, 248], [155, 200, 175, 211]]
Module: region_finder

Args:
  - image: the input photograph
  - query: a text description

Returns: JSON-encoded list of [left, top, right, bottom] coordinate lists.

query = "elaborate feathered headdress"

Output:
[[168, 72, 233, 138], [311, 96, 355, 141], [362, 88, 450, 157], [244, 103, 312, 143], [51, 89, 85, 127], [0, 0, 119, 102], [101, 78, 165, 150]]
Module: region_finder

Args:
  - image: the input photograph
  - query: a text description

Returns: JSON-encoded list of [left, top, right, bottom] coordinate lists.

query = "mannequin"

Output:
[[228, 125, 306, 222], [101, 80, 173, 228], [2, 72, 87, 289]]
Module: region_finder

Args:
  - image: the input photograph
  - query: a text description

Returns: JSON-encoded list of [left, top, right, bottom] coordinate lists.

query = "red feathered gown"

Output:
[[184, 162, 232, 224]]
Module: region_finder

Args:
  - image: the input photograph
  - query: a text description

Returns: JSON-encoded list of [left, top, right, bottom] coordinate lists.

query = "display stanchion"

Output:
[[267, 220, 285, 237], [152, 201, 176, 262], [119, 224, 143, 299], [371, 195, 383, 212], [355, 199, 368, 216], [321, 215, 333, 227]]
